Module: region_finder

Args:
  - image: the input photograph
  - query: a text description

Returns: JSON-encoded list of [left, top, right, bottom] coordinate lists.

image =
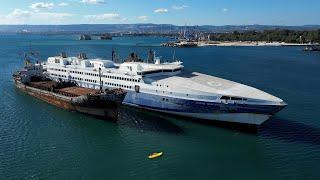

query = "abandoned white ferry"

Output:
[[40, 51, 287, 125]]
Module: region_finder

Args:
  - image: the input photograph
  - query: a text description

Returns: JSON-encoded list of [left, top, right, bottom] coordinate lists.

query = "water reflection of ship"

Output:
[[118, 106, 185, 134], [303, 45, 320, 51]]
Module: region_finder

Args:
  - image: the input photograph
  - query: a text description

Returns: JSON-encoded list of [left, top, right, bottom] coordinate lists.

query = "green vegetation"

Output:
[[209, 29, 320, 43]]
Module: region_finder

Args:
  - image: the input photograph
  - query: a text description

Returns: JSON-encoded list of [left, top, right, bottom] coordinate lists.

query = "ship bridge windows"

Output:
[[220, 96, 247, 101], [231, 97, 242, 101], [220, 96, 230, 100], [138, 68, 182, 76]]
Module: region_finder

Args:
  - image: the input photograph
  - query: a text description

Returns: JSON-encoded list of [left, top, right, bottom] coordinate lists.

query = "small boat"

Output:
[[148, 152, 163, 159], [79, 34, 92, 40]]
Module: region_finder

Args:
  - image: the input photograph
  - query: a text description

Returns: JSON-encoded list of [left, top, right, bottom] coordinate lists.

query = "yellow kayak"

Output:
[[148, 152, 163, 159]]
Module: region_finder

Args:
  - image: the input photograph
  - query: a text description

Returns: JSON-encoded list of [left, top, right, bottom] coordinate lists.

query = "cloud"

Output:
[[0, 9, 73, 24], [172, 5, 188, 10], [81, 0, 106, 4], [154, 8, 168, 13], [39, 12, 73, 20], [58, 3, 69, 7], [84, 13, 121, 21], [30, 2, 54, 12], [7, 9, 32, 18], [138, 16, 148, 21], [222, 8, 229, 13]]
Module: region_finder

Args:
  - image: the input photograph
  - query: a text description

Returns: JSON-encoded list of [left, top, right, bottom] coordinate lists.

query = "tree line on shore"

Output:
[[209, 29, 320, 43]]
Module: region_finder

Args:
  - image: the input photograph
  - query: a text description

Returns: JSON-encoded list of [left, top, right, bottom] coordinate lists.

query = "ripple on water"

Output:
[[1, 36, 320, 179]]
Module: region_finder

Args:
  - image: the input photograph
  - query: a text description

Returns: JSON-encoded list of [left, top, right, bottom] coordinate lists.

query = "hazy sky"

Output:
[[0, 0, 319, 25]]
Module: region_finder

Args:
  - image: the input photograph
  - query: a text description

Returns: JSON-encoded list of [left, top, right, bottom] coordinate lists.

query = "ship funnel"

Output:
[[78, 53, 87, 59], [147, 49, 155, 63], [155, 57, 161, 65], [60, 52, 67, 58]]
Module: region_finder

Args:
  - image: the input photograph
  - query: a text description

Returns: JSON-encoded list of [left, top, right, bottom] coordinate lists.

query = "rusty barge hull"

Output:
[[14, 81, 119, 120]]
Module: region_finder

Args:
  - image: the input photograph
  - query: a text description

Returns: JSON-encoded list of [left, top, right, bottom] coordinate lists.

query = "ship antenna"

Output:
[[172, 49, 176, 62], [147, 49, 154, 64], [99, 67, 103, 92], [112, 48, 115, 62]]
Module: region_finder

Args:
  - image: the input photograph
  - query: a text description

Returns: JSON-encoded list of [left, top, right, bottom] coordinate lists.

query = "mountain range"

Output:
[[0, 24, 319, 34]]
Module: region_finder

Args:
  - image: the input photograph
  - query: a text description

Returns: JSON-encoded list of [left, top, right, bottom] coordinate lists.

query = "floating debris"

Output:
[[148, 152, 163, 159]]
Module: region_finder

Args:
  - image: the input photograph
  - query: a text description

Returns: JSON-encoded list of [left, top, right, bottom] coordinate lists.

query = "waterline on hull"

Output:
[[123, 102, 271, 125]]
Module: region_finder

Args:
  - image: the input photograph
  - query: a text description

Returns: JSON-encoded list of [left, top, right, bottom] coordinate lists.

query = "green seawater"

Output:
[[0, 34, 320, 179]]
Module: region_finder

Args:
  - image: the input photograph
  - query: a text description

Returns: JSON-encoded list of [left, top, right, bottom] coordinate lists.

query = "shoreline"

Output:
[[162, 41, 320, 47]]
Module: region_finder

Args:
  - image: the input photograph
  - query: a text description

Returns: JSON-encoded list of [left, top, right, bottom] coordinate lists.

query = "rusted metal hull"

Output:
[[14, 80, 120, 120]]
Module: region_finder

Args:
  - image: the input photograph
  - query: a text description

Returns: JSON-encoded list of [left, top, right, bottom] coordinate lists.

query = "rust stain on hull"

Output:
[[27, 89, 76, 110], [15, 81, 120, 120]]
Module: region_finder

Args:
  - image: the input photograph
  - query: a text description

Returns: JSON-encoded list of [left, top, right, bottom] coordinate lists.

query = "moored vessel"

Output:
[[13, 58, 126, 120], [41, 51, 287, 125]]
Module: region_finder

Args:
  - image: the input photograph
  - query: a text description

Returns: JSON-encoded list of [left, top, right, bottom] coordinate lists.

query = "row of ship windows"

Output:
[[71, 71, 83, 75], [101, 75, 140, 83], [137, 68, 182, 75], [51, 73, 67, 78], [50, 68, 140, 82], [85, 79, 97, 83], [50, 68, 67, 72], [73, 77, 83, 81], [27, 66, 41, 71], [156, 84, 169, 88], [51, 73, 196, 99], [53, 74, 83, 81], [52, 73, 201, 99], [104, 82, 133, 89], [52, 73, 131, 88], [154, 89, 192, 98]]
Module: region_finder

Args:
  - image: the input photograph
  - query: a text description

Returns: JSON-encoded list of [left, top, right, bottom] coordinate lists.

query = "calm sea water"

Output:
[[0, 34, 320, 179]]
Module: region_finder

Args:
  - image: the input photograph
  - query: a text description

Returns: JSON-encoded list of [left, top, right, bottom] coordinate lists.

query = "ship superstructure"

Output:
[[43, 52, 286, 125]]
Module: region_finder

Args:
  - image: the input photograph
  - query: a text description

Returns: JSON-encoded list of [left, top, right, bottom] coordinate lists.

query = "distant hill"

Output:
[[0, 24, 319, 34]]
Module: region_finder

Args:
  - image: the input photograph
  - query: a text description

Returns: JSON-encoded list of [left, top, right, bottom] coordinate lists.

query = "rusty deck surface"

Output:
[[58, 87, 99, 96], [29, 81, 99, 97], [29, 81, 57, 89]]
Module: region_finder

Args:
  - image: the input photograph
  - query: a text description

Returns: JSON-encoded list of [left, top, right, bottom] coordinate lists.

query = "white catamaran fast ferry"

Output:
[[42, 51, 287, 125]]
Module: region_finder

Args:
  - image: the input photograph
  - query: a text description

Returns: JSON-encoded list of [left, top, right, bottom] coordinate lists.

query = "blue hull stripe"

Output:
[[123, 91, 283, 115]]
